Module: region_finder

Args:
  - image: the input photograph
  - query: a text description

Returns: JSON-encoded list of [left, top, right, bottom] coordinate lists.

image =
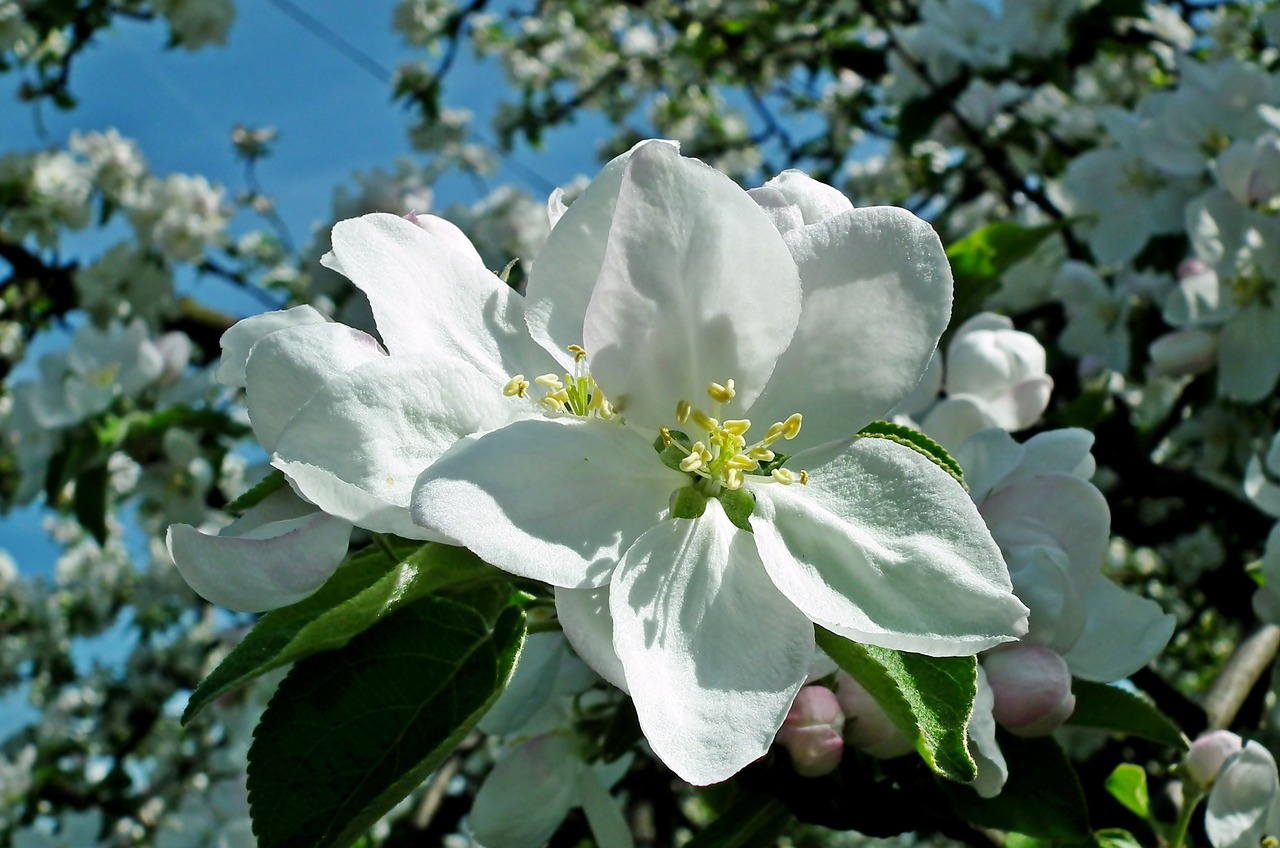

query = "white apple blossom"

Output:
[[1206, 741, 1280, 848], [1054, 261, 1132, 375], [399, 141, 1027, 784], [1245, 432, 1280, 519], [1215, 135, 1280, 209]]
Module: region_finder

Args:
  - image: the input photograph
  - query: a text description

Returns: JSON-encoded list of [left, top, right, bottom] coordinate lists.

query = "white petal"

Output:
[[758, 169, 854, 225], [1005, 545, 1088, 656], [325, 213, 544, 382], [525, 140, 679, 372], [952, 428, 1026, 504], [166, 490, 352, 612], [583, 140, 801, 427], [752, 437, 1028, 657], [923, 396, 1000, 452], [556, 586, 629, 692], [412, 418, 685, 588], [470, 735, 581, 848], [1060, 575, 1176, 682], [748, 206, 952, 450], [748, 185, 807, 234], [980, 474, 1111, 584], [1219, 303, 1280, 402], [968, 667, 1008, 799], [1018, 429, 1097, 480], [216, 305, 328, 389], [243, 322, 386, 452], [577, 767, 636, 848], [269, 354, 519, 539], [609, 500, 814, 785], [480, 631, 569, 736], [1207, 742, 1280, 848]]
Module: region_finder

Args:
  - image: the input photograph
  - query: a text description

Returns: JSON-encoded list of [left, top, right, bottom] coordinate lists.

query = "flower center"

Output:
[[660, 378, 809, 496], [502, 344, 616, 419]]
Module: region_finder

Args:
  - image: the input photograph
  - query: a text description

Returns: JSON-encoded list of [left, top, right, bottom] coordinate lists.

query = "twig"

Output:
[[1202, 624, 1280, 730]]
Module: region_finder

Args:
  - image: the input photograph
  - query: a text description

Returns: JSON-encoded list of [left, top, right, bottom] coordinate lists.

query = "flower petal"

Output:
[[747, 207, 952, 450], [968, 667, 1008, 799], [758, 169, 854, 226], [556, 586, 629, 692], [1219, 302, 1280, 402], [325, 212, 544, 382], [1206, 742, 1280, 848], [577, 767, 636, 848], [583, 140, 801, 427], [979, 474, 1111, 583], [752, 436, 1028, 656], [271, 353, 520, 538], [609, 500, 814, 785], [413, 418, 685, 588], [243, 322, 386, 452], [525, 140, 679, 371], [166, 489, 352, 612], [216, 305, 328, 389], [1060, 575, 1175, 682], [470, 735, 582, 848]]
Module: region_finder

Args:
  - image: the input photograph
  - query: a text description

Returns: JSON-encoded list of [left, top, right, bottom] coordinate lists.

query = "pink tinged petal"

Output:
[[413, 417, 685, 588], [1218, 303, 1280, 402], [609, 500, 815, 786], [1206, 742, 1280, 848], [967, 667, 1008, 799], [980, 474, 1111, 583], [1060, 575, 1175, 682], [525, 140, 680, 372], [583, 140, 801, 427], [556, 586, 629, 693], [271, 354, 516, 539], [325, 213, 543, 382], [1187, 731, 1245, 790], [776, 686, 846, 777], [216, 305, 328, 389], [752, 437, 1028, 657], [748, 207, 952, 451], [1005, 545, 1088, 656], [470, 735, 582, 848], [835, 671, 914, 759], [166, 489, 352, 612], [982, 644, 1076, 737], [243, 322, 386, 453]]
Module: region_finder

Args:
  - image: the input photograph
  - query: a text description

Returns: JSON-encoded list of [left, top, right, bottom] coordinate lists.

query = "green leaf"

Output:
[[1067, 681, 1189, 751], [1095, 828, 1145, 848], [856, 421, 965, 487], [73, 462, 109, 545], [247, 596, 526, 848], [943, 734, 1091, 841], [1104, 764, 1150, 820], [183, 542, 505, 723], [224, 469, 287, 513], [685, 792, 793, 848], [716, 487, 755, 532], [944, 222, 1058, 336], [815, 628, 977, 783]]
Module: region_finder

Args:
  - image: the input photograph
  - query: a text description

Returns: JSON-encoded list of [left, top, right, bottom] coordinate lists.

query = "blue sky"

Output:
[[1, 1, 613, 578]]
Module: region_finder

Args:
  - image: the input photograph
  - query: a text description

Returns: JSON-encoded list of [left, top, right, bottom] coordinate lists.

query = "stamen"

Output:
[[726, 454, 757, 471], [799, 470, 809, 485], [692, 410, 719, 432], [676, 400, 692, 424], [782, 413, 803, 440], [680, 454, 704, 473], [534, 373, 564, 390], [723, 419, 751, 437], [540, 395, 565, 413], [659, 427, 674, 446], [771, 468, 796, 485], [567, 344, 588, 362], [725, 468, 745, 490], [748, 447, 775, 462], [503, 375, 530, 398], [763, 422, 787, 445], [707, 379, 736, 404]]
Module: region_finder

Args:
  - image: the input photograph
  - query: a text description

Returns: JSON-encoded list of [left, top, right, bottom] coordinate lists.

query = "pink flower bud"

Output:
[[1149, 329, 1216, 378], [835, 672, 914, 759], [1185, 730, 1243, 789], [776, 686, 845, 777], [982, 644, 1076, 737]]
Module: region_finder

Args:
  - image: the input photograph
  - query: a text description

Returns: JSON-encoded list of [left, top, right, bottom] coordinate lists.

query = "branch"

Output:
[[1202, 624, 1280, 730]]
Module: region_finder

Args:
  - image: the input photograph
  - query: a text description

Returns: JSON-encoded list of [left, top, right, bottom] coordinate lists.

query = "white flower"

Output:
[[1054, 261, 1132, 375], [1206, 741, 1280, 848], [399, 141, 1027, 784], [1245, 432, 1280, 518]]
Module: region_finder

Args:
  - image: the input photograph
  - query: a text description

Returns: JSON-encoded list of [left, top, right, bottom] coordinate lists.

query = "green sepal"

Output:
[[815, 628, 977, 783], [856, 421, 965, 488], [224, 469, 287, 513], [717, 487, 755, 532], [654, 429, 694, 472], [1066, 680, 1189, 751], [1104, 764, 1150, 820], [183, 541, 506, 724], [670, 485, 709, 519], [246, 596, 526, 848]]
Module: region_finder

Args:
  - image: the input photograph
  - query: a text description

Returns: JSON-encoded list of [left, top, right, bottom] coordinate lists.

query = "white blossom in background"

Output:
[[69, 128, 147, 199], [0, 150, 93, 246], [74, 243, 175, 325], [1245, 432, 1280, 519], [1055, 261, 1133, 376], [152, 0, 235, 49], [1215, 135, 1280, 209], [127, 173, 229, 262]]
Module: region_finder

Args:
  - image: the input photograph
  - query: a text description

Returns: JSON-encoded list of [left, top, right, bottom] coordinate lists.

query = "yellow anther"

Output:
[[676, 400, 692, 424], [725, 468, 745, 490], [692, 410, 719, 432], [723, 418, 751, 436], [707, 379, 736, 404], [782, 413, 803, 440], [567, 344, 588, 362], [763, 422, 787, 445], [534, 373, 564, 390], [726, 454, 757, 471], [771, 468, 796, 485], [659, 427, 674, 446], [799, 470, 809, 485], [748, 447, 775, 462], [503, 375, 530, 398], [540, 395, 566, 413], [680, 453, 704, 473]]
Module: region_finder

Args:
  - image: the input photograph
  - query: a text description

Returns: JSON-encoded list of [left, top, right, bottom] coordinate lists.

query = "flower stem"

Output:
[[1167, 783, 1203, 848]]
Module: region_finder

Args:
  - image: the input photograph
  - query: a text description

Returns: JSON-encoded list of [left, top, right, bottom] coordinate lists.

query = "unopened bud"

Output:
[[1185, 730, 1243, 790], [835, 672, 914, 759], [776, 686, 845, 777], [982, 644, 1076, 737]]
